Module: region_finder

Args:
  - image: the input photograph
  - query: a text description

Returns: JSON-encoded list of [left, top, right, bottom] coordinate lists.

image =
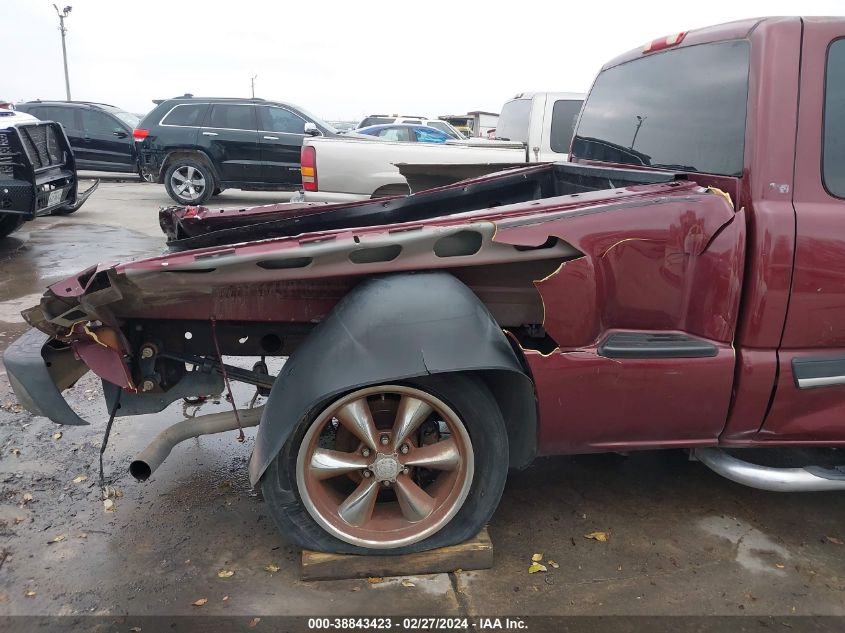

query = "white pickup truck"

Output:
[[299, 91, 585, 203]]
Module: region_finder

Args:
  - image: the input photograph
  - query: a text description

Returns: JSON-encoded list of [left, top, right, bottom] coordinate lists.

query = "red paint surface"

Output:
[[526, 343, 736, 454]]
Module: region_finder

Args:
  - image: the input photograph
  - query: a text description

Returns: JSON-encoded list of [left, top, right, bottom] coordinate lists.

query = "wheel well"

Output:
[[159, 150, 219, 185], [371, 183, 410, 199]]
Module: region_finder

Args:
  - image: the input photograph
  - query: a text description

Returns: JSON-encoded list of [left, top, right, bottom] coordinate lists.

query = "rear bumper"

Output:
[[3, 328, 89, 425], [138, 150, 164, 182]]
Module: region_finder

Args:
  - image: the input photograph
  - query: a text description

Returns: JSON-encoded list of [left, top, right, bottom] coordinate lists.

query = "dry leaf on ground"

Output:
[[11, 448, 21, 456], [775, 563, 785, 569], [401, 580, 415, 587], [48, 534, 66, 544], [24, 590, 36, 597], [548, 560, 559, 569], [130, 628, 142, 632], [264, 563, 280, 573], [528, 563, 547, 574], [53, 432, 62, 440], [222, 595, 229, 601], [367, 577, 384, 584], [584, 531, 609, 542], [531, 553, 543, 562], [103, 499, 115, 513], [217, 569, 235, 578], [14, 516, 25, 524], [249, 618, 261, 628], [826, 536, 844, 545], [72, 475, 88, 484], [192, 598, 208, 607], [22, 493, 33, 504]]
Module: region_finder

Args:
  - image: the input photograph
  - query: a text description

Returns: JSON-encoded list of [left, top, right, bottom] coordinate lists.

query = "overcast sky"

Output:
[[2, 1, 842, 121]]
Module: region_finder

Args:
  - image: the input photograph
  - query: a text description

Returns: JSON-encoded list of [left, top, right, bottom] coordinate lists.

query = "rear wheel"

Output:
[[261, 373, 508, 554], [164, 158, 215, 205]]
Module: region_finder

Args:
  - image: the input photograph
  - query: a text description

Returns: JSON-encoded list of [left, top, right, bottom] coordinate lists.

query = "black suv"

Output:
[[15, 101, 141, 175], [134, 97, 336, 205]]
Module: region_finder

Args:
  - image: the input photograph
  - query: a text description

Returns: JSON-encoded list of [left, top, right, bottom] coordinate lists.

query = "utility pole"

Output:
[[53, 5, 73, 101], [251, 74, 258, 98]]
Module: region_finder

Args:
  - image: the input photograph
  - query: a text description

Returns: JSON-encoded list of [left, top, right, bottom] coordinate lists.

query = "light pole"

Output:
[[250, 74, 258, 98], [53, 5, 73, 101]]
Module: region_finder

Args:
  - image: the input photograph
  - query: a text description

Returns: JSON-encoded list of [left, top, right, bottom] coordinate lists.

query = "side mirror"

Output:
[[303, 122, 321, 137], [113, 129, 128, 139]]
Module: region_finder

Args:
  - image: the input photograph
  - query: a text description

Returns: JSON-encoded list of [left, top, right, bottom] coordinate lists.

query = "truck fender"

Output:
[[248, 271, 537, 486]]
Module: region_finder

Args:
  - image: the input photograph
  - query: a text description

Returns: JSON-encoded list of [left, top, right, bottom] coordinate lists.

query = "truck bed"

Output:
[[162, 162, 684, 250]]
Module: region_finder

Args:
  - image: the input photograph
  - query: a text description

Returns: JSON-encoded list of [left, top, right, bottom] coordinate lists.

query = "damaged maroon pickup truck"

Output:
[[7, 16, 845, 554]]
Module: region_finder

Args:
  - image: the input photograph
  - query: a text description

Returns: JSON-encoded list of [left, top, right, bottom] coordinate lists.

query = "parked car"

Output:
[[297, 133, 526, 203], [8, 16, 845, 558], [133, 97, 337, 205], [357, 124, 452, 143], [357, 115, 465, 139], [0, 110, 97, 237], [15, 101, 141, 175]]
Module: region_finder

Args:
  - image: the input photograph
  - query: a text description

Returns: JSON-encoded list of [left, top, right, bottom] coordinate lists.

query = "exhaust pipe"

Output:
[[130, 406, 264, 481], [694, 447, 845, 492]]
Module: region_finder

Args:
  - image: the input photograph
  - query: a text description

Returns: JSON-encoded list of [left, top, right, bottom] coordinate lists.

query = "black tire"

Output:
[[163, 158, 215, 205], [0, 213, 26, 238], [261, 373, 508, 555], [50, 202, 81, 216]]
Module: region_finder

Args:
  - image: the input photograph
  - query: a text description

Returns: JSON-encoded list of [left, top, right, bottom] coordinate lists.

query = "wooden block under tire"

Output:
[[300, 528, 493, 581]]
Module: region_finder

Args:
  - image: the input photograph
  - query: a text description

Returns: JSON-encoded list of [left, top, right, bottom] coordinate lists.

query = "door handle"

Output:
[[263, 135, 279, 140], [202, 131, 218, 136]]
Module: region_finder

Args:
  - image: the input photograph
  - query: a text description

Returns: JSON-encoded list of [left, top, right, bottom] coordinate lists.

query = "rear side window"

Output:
[[496, 99, 532, 143], [824, 39, 845, 198], [549, 99, 583, 154], [207, 104, 256, 131], [38, 106, 78, 130], [161, 103, 207, 127], [572, 40, 750, 176], [377, 127, 411, 142], [359, 117, 393, 127]]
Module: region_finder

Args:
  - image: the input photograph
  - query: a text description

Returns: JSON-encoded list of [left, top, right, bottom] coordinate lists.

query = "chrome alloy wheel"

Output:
[[170, 165, 206, 201], [295, 385, 474, 549]]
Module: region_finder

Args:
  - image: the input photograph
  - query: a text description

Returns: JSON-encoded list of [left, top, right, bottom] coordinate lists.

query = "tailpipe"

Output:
[[694, 447, 845, 492], [130, 406, 264, 481]]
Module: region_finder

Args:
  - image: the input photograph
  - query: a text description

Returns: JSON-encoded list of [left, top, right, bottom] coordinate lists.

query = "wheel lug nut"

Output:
[[380, 434, 389, 446], [400, 444, 409, 454], [362, 470, 371, 478], [382, 480, 391, 487], [403, 467, 409, 475], [361, 448, 370, 457]]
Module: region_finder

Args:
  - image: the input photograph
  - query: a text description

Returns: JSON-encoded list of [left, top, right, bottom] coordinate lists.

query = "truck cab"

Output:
[[566, 17, 845, 447], [495, 91, 585, 161]]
